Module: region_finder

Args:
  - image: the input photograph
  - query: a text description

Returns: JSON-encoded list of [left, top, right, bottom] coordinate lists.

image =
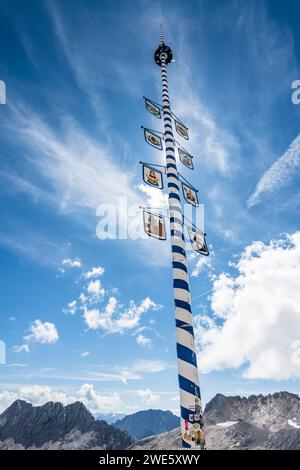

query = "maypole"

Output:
[[140, 26, 208, 449]]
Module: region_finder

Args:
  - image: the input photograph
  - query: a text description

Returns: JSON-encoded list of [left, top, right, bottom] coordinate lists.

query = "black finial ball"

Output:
[[154, 43, 173, 66]]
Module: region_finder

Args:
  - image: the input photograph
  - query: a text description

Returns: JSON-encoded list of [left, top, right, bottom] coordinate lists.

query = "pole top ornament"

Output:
[[154, 43, 173, 66]]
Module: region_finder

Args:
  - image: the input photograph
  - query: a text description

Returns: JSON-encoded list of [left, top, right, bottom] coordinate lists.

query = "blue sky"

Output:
[[1, 0, 300, 415]]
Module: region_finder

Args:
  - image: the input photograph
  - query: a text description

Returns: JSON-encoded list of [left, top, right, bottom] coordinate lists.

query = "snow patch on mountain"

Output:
[[288, 419, 300, 429], [216, 421, 238, 428]]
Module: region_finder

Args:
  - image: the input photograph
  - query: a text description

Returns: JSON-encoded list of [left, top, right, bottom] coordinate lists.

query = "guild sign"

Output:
[[142, 164, 163, 189], [143, 210, 166, 240], [145, 98, 161, 119], [188, 228, 209, 256], [144, 128, 163, 150], [175, 119, 189, 140], [182, 182, 198, 207], [178, 147, 193, 169]]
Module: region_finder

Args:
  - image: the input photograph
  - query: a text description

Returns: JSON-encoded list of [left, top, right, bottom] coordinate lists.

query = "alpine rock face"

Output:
[[0, 400, 132, 450], [114, 409, 179, 440], [1, 392, 299, 450], [204, 391, 300, 427], [129, 392, 300, 450]]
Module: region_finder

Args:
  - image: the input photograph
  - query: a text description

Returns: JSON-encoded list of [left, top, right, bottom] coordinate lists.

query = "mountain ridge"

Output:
[[204, 391, 300, 427], [1, 391, 299, 450], [130, 391, 300, 450], [114, 409, 179, 440], [0, 399, 132, 449]]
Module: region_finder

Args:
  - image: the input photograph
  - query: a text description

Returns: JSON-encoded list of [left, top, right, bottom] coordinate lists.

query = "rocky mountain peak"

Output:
[[3, 399, 32, 414], [0, 399, 33, 428], [130, 391, 300, 451], [204, 391, 300, 427], [114, 409, 180, 440], [0, 400, 132, 449]]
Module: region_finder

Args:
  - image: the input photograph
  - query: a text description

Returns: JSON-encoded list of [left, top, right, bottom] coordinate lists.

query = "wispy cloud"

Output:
[[46, 0, 152, 121], [172, 80, 238, 175], [4, 359, 171, 385], [248, 133, 300, 207], [4, 103, 139, 215], [0, 229, 68, 267]]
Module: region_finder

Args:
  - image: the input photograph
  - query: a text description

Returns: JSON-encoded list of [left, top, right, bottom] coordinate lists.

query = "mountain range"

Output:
[[0, 400, 132, 450], [130, 391, 300, 450], [0, 400, 178, 449], [1, 391, 299, 450]]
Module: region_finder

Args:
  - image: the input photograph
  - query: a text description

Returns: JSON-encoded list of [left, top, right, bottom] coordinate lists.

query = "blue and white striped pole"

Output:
[[155, 26, 205, 449]]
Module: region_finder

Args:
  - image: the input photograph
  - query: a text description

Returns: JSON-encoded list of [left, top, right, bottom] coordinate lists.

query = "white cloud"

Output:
[[86, 279, 105, 302], [83, 266, 105, 279], [20, 385, 74, 406], [0, 385, 75, 413], [59, 258, 82, 275], [136, 389, 160, 406], [83, 297, 161, 334], [12, 344, 30, 354], [248, 133, 300, 207], [138, 183, 168, 209], [79, 293, 87, 304], [191, 255, 212, 277], [83, 297, 117, 330], [65, 300, 77, 315], [2, 390, 29, 413], [210, 273, 235, 319], [132, 360, 168, 374], [80, 351, 90, 358], [136, 334, 152, 348], [195, 232, 300, 380], [62, 258, 82, 268], [23, 320, 59, 348], [0, 384, 123, 414], [78, 383, 123, 413], [0, 391, 20, 413]]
